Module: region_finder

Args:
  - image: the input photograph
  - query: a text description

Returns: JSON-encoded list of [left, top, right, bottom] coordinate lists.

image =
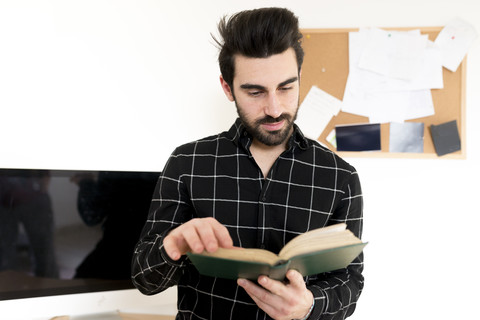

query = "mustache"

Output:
[[255, 114, 291, 125]]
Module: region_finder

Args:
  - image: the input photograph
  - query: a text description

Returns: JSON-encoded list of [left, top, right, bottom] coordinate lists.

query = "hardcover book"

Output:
[[187, 223, 367, 280]]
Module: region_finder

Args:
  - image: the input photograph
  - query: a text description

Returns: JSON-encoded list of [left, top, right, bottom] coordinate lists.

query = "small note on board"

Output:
[[434, 18, 478, 72]]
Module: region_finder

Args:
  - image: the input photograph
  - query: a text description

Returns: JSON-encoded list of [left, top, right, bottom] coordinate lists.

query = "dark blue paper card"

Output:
[[335, 123, 381, 151]]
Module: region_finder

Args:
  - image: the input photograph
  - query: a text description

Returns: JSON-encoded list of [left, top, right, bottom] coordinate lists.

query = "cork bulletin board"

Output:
[[299, 27, 467, 159]]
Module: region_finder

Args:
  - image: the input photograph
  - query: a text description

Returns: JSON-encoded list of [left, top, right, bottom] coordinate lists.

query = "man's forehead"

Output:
[[232, 49, 299, 86]]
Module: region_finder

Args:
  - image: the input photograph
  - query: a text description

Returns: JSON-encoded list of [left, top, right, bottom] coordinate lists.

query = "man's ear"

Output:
[[219, 75, 235, 102]]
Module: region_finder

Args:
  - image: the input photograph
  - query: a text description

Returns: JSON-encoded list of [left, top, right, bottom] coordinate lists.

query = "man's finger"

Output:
[[212, 221, 234, 248], [285, 269, 306, 289], [238, 278, 273, 304], [237, 278, 283, 319], [196, 221, 221, 252], [180, 224, 205, 253], [163, 233, 188, 260], [256, 275, 288, 298]]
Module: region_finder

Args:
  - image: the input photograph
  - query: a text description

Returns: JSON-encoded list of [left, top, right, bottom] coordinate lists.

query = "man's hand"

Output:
[[163, 217, 233, 260], [237, 269, 314, 320]]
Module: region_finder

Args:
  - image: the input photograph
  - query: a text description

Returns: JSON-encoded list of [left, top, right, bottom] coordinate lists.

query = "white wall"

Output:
[[1, 1, 479, 319]]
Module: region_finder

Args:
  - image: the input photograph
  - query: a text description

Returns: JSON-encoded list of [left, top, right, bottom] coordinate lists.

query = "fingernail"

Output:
[[207, 242, 217, 252]]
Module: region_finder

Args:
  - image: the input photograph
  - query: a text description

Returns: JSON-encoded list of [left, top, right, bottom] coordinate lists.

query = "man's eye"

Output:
[[248, 91, 262, 97], [279, 86, 292, 91]]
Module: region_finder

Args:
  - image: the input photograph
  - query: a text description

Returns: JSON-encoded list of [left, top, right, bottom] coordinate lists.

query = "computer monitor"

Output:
[[0, 168, 160, 301]]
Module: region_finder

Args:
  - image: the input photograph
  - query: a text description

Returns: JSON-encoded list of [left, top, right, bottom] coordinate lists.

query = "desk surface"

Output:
[[50, 313, 175, 320], [119, 313, 175, 320]]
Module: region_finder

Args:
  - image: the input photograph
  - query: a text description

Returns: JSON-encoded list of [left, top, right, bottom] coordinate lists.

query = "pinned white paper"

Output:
[[434, 18, 478, 72], [297, 86, 341, 140], [342, 28, 442, 123], [358, 28, 427, 81]]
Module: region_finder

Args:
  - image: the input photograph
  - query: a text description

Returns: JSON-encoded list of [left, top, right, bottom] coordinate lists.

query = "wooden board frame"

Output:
[[299, 27, 467, 159]]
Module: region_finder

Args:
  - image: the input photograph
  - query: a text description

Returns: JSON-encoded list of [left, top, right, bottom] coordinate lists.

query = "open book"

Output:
[[187, 223, 367, 280]]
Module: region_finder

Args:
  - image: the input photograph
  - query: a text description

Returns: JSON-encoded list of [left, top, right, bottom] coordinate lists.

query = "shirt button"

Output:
[[260, 244, 266, 249], [262, 197, 266, 201]]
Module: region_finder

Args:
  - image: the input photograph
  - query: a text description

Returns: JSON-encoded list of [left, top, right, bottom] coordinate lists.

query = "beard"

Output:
[[235, 101, 299, 146]]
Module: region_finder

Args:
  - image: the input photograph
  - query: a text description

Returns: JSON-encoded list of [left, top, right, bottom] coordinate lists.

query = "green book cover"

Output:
[[187, 242, 367, 281]]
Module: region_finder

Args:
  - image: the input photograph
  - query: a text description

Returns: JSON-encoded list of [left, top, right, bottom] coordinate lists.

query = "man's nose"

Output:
[[264, 93, 282, 119]]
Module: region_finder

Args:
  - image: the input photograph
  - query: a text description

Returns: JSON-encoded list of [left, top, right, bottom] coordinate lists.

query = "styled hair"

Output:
[[213, 7, 304, 89]]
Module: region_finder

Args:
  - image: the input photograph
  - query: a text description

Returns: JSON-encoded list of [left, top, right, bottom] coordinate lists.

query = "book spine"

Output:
[[268, 260, 290, 280]]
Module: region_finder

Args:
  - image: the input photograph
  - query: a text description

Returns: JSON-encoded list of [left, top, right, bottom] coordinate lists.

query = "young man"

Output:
[[132, 7, 364, 320]]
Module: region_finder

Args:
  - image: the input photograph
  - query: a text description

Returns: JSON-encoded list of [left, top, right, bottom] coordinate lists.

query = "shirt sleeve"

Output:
[[306, 169, 364, 319], [131, 151, 193, 295]]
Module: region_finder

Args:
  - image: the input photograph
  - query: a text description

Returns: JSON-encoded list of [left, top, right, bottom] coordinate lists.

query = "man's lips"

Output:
[[261, 120, 285, 131]]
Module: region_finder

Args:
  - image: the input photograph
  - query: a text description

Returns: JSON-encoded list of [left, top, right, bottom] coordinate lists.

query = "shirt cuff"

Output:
[[306, 285, 327, 319]]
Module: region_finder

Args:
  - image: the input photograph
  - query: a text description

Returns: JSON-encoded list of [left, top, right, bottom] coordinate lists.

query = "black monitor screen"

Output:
[[0, 169, 160, 300]]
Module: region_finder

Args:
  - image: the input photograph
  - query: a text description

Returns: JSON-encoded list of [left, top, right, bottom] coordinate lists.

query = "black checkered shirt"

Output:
[[132, 118, 364, 320]]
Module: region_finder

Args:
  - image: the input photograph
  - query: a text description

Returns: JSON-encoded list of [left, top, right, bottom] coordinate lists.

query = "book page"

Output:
[[198, 247, 280, 266], [191, 223, 361, 266], [279, 224, 362, 260]]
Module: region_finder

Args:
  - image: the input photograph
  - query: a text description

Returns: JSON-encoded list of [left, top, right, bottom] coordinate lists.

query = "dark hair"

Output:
[[213, 7, 304, 89]]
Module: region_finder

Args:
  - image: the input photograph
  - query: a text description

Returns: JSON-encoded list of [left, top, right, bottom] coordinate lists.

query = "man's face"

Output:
[[220, 48, 300, 147]]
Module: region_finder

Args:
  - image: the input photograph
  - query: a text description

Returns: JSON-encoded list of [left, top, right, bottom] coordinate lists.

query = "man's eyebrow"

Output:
[[239, 77, 299, 91], [240, 83, 266, 91], [278, 77, 299, 87]]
